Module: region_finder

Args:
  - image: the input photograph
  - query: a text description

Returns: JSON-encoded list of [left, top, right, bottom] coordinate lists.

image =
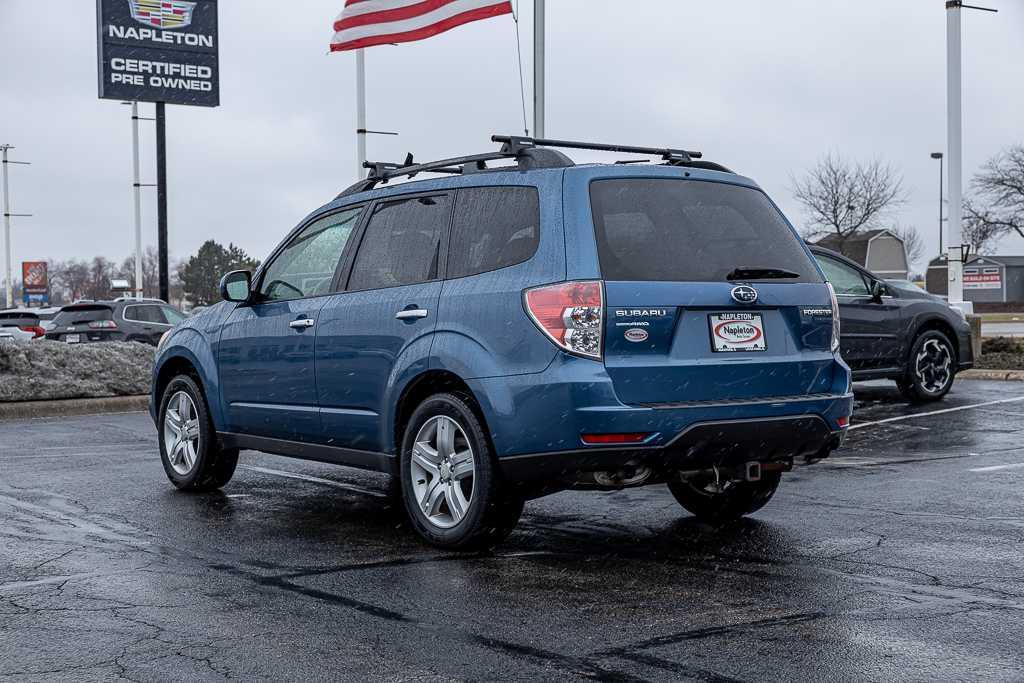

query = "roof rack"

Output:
[[492, 135, 701, 163], [337, 135, 712, 197]]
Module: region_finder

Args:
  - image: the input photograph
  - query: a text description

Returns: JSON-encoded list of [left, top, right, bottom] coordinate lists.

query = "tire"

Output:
[[667, 471, 782, 523], [158, 374, 238, 491], [897, 330, 956, 403], [399, 392, 523, 550]]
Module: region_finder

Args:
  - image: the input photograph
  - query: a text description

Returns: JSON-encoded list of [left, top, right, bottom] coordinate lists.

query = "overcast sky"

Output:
[[2, 0, 1022, 275]]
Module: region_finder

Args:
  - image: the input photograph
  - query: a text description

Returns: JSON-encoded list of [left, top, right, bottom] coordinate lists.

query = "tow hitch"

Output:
[[678, 459, 792, 484]]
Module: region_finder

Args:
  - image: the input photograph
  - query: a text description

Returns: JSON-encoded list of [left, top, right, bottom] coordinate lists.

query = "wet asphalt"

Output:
[[2, 379, 1024, 681]]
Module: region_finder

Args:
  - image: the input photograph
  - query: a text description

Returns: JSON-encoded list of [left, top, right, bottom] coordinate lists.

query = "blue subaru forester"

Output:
[[151, 136, 853, 549]]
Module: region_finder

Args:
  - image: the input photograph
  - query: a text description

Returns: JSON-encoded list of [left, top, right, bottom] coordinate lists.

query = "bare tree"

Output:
[[792, 154, 906, 244], [891, 225, 925, 270], [963, 144, 1024, 254]]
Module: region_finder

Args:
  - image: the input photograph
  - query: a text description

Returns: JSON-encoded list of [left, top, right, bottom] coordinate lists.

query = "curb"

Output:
[[958, 369, 1024, 382], [0, 395, 150, 422]]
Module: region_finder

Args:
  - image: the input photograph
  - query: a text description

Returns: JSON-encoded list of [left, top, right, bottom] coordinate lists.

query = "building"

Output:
[[926, 254, 1024, 306], [811, 229, 909, 279]]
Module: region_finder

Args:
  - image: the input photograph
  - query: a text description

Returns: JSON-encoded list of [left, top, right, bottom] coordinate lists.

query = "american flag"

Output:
[[330, 0, 513, 52]]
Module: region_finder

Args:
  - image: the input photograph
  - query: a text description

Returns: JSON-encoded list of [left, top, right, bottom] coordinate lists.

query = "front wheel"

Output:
[[399, 393, 523, 550], [897, 330, 956, 402], [158, 374, 238, 491], [667, 471, 782, 523]]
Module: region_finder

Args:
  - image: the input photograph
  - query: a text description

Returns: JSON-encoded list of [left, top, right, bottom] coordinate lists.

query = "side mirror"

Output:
[[870, 280, 885, 301], [219, 270, 252, 303]]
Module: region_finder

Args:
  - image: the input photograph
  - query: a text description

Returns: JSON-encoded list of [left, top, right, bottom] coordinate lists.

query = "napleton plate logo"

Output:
[[128, 0, 197, 29]]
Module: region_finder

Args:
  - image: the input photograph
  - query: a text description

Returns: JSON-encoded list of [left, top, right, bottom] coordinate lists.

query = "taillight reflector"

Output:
[[18, 325, 45, 338], [524, 280, 604, 359], [836, 416, 849, 428], [581, 432, 650, 445]]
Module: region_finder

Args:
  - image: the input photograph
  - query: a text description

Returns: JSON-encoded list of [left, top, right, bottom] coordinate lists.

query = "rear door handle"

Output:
[[289, 318, 315, 329], [395, 309, 429, 320]]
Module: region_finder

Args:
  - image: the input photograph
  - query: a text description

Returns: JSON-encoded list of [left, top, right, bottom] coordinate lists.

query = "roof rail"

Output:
[[336, 134, 710, 198]]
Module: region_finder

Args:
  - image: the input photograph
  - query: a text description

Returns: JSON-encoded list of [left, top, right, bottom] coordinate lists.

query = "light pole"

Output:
[[1, 145, 32, 310], [930, 152, 944, 254], [122, 102, 156, 298], [945, 0, 996, 312]]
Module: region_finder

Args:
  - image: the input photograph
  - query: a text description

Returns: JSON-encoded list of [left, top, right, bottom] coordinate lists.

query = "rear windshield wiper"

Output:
[[726, 267, 801, 281]]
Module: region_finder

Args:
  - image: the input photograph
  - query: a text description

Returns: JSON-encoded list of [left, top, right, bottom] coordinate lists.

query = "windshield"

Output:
[[590, 178, 822, 282]]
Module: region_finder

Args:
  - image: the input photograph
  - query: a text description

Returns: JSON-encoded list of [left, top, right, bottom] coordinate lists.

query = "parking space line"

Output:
[[849, 396, 1024, 431], [239, 465, 389, 499], [968, 463, 1024, 473]]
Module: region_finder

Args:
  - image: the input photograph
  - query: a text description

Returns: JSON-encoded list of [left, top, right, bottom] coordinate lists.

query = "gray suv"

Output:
[[46, 299, 185, 345]]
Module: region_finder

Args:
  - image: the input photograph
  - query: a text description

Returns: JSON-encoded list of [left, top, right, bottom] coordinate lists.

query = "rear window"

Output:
[[0, 313, 38, 326], [590, 179, 822, 282], [53, 306, 114, 326]]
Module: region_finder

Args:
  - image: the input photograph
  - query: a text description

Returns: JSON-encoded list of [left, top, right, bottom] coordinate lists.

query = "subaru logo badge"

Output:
[[731, 285, 758, 304]]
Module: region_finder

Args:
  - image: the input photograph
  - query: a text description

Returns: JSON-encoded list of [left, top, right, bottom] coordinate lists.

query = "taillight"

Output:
[[18, 325, 45, 339], [524, 280, 604, 359], [826, 282, 841, 353], [88, 320, 118, 330]]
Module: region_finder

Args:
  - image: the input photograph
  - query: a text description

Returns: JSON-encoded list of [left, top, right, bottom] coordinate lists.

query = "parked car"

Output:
[[152, 136, 853, 549], [809, 245, 973, 401], [46, 299, 186, 345], [0, 309, 47, 340]]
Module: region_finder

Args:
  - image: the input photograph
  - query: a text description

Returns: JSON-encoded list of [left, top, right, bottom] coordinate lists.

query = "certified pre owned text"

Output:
[[109, 58, 213, 92]]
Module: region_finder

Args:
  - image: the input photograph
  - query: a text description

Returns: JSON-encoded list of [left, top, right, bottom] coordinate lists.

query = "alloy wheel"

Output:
[[915, 338, 952, 394], [164, 391, 201, 475], [410, 415, 476, 529]]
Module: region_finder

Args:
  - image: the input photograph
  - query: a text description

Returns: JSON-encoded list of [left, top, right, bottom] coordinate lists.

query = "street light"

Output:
[[930, 152, 944, 254]]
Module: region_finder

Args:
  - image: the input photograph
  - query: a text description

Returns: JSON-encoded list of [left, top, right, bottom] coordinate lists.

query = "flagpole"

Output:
[[533, 0, 545, 138], [356, 48, 367, 181]]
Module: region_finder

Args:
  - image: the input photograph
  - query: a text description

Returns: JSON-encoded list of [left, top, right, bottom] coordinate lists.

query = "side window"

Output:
[[260, 207, 362, 301], [816, 256, 870, 296], [348, 194, 450, 291], [448, 187, 540, 279], [124, 305, 159, 323], [162, 307, 186, 325]]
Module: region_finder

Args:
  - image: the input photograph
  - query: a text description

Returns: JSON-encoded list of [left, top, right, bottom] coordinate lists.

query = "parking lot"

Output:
[[2, 379, 1024, 681]]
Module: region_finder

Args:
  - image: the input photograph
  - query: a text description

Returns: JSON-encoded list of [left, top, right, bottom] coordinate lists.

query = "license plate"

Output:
[[65, 334, 81, 344], [709, 313, 766, 352]]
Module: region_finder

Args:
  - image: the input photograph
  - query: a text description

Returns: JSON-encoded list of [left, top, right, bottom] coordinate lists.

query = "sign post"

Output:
[[97, 0, 219, 302]]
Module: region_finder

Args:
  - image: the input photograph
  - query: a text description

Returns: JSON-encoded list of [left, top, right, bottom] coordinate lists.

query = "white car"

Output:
[[0, 309, 48, 341]]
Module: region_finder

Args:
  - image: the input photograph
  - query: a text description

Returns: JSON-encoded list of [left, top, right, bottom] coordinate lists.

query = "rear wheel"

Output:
[[400, 393, 522, 550], [897, 330, 956, 402], [667, 470, 782, 523], [158, 375, 238, 491]]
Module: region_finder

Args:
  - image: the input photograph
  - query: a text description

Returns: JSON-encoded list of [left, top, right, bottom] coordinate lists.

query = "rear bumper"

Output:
[[500, 414, 846, 481], [467, 353, 853, 482]]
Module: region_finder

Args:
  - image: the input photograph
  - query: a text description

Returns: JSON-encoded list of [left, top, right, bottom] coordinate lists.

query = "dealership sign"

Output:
[[96, 0, 219, 107], [963, 267, 1001, 290]]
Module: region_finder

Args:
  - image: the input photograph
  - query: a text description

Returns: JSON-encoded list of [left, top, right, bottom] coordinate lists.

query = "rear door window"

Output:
[[348, 194, 450, 291], [123, 305, 163, 324], [589, 178, 821, 282], [447, 187, 539, 279]]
